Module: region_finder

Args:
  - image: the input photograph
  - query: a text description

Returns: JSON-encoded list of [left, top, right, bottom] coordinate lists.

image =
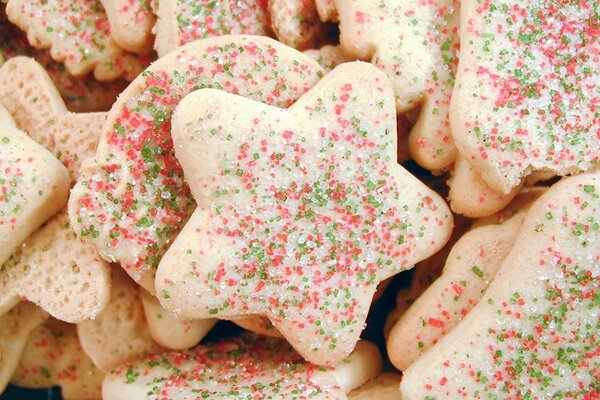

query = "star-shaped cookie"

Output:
[[157, 62, 452, 365]]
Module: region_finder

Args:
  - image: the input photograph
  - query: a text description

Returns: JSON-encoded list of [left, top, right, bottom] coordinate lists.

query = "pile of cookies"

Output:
[[0, 0, 597, 399]]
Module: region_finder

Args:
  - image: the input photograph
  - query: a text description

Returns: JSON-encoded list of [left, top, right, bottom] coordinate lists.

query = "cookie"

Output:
[[156, 61, 452, 365], [5, 0, 151, 80], [0, 56, 108, 177], [0, 11, 127, 112], [305, 44, 352, 71], [0, 210, 112, 323], [401, 171, 600, 398], [450, 0, 598, 194], [383, 288, 413, 339], [0, 302, 48, 395], [154, 0, 270, 57], [103, 336, 382, 400], [387, 194, 540, 371], [348, 373, 401, 399], [231, 316, 283, 338], [69, 36, 326, 293], [77, 268, 163, 373], [0, 106, 70, 266], [11, 318, 104, 400], [269, 0, 326, 49], [315, 0, 337, 22], [140, 288, 216, 350], [448, 156, 522, 218], [99, 0, 155, 53]]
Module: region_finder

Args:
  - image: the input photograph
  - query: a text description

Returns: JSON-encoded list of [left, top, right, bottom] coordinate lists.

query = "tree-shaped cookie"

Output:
[[154, 0, 270, 57], [334, 0, 461, 171], [401, 172, 600, 398], [5, 0, 151, 81], [103, 336, 382, 400], [69, 36, 325, 292], [450, 0, 598, 194], [156, 62, 452, 365]]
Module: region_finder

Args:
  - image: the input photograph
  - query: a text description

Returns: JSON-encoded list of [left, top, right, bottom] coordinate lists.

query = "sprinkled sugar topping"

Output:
[[175, 0, 269, 45], [5, 0, 151, 80], [156, 62, 452, 366], [401, 172, 600, 399], [451, 0, 599, 193], [105, 334, 345, 400], [334, 0, 462, 171], [69, 36, 325, 291], [0, 9, 128, 113]]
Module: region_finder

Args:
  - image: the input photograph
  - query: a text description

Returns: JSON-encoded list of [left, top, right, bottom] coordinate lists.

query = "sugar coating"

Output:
[[0, 210, 112, 323], [103, 335, 381, 400], [451, 0, 599, 193], [270, 0, 326, 49], [401, 172, 600, 399], [77, 268, 163, 373], [388, 210, 526, 371], [0, 11, 127, 112], [99, 0, 155, 53], [12, 319, 104, 400], [332, 0, 461, 171], [5, 0, 151, 81], [140, 288, 216, 350], [154, 0, 270, 57], [0, 111, 70, 266], [157, 62, 452, 365], [0, 302, 48, 395], [69, 36, 325, 292]]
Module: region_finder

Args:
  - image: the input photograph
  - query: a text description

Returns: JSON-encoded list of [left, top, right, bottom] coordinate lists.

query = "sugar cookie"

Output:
[[450, 0, 598, 193], [269, 0, 326, 49], [100, 0, 155, 53], [69, 36, 325, 292], [154, 0, 270, 57], [0, 11, 127, 112], [5, 0, 150, 80], [11, 319, 104, 400], [0, 57, 107, 177], [140, 289, 216, 350], [348, 373, 401, 399], [0, 303, 48, 394], [77, 268, 163, 373], [0, 210, 112, 323], [103, 336, 382, 400], [157, 62, 452, 365], [0, 107, 70, 266], [401, 171, 600, 398]]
